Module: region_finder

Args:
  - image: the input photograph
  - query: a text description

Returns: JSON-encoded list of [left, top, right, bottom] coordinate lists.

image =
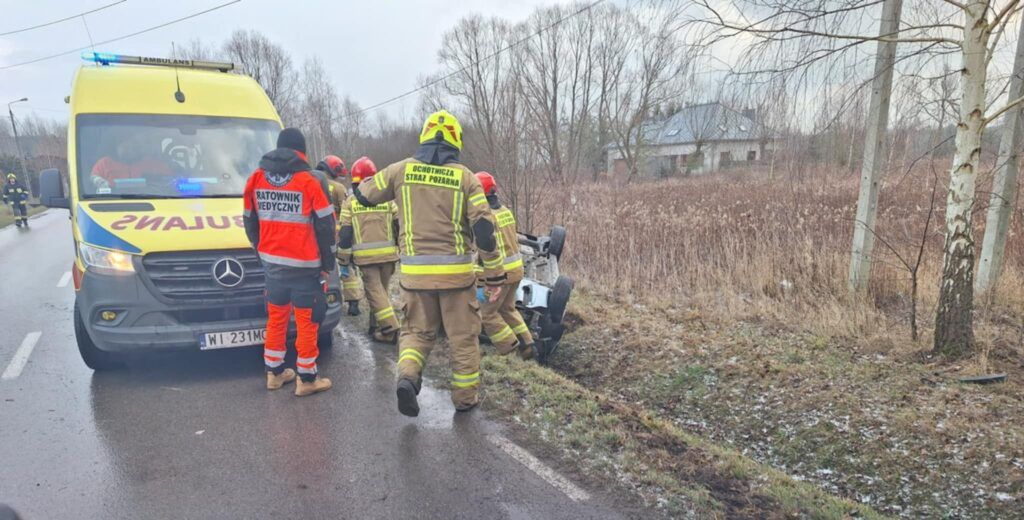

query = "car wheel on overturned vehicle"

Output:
[[74, 299, 124, 371], [547, 225, 567, 260]]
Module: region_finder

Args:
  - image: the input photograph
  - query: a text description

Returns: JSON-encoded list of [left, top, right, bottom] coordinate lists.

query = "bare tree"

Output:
[[695, 0, 1024, 358], [606, 1, 691, 183], [223, 29, 298, 123]]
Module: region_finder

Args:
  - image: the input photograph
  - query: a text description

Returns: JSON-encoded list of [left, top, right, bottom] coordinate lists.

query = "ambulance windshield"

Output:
[[77, 114, 280, 199]]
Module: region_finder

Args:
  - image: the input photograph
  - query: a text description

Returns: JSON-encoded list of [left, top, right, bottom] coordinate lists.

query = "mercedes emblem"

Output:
[[212, 257, 245, 288]]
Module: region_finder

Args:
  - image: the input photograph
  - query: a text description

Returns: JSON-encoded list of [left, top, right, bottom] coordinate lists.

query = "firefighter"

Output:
[[315, 155, 363, 316], [338, 157, 400, 343], [3, 173, 29, 228], [475, 172, 535, 360], [355, 110, 505, 416], [243, 128, 335, 396]]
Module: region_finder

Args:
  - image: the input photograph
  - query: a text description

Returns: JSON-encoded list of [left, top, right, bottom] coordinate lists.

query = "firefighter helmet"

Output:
[[317, 155, 347, 179], [475, 172, 496, 195], [419, 109, 463, 150], [6, 173, 16, 182], [350, 157, 377, 184]]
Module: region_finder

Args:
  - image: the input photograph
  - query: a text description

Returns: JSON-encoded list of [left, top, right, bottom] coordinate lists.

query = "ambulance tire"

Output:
[[74, 300, 123, 371], [547, 225, 566, 260]]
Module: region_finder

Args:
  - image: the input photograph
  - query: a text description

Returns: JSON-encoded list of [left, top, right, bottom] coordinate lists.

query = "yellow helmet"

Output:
[[6, 173, 16, 182], [419, 110, 463, 150]]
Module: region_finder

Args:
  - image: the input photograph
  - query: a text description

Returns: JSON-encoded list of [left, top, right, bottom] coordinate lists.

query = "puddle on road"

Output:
[[335, 324, 458, 431]]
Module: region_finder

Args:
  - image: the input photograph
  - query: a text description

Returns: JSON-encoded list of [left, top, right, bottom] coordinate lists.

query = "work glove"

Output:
[[340, 265, 350, 278], [481, 285, 502, 303]]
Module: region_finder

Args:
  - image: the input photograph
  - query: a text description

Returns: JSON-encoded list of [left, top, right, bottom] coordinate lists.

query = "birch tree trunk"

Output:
[[976, 18, 1024, 294], [934, 1, 989, 358]]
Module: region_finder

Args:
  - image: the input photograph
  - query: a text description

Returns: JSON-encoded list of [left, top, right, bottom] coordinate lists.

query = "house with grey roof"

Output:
[[608, 102, 771, 177]]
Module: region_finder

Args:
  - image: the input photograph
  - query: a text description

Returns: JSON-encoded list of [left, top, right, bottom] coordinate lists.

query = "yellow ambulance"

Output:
[[40, 53, 342, 369]]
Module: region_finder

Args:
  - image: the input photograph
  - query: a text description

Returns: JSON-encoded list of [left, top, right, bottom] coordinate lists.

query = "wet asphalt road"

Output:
[[0, 211, 629, 520]]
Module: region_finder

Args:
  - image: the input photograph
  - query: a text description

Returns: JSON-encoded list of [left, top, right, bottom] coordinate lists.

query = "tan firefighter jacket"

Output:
[[357, 158, 504, 290], [339, 194, 399, 266], [475, 203, 524, 285], [325, 178, 350, 263], [493, 204, 524, 284]]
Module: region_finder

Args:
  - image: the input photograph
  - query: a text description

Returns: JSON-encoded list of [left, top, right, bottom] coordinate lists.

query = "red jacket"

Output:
[[243, 148, 336, 278]]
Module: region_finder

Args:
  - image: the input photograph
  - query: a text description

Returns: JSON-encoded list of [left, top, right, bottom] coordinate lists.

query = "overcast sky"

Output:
[[0, 0, 586, 123]]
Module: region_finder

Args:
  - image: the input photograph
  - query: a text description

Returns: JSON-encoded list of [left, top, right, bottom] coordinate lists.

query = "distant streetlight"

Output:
[[7, 97, 29, 188]]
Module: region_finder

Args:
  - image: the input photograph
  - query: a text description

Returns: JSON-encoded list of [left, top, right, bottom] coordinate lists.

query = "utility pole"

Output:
[[7, 98, 29, 189], [976, 19, 1024, 294], [848, 0, 903, 292]]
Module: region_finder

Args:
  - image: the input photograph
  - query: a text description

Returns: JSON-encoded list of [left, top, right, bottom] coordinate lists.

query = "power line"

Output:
[[0, 0, 241, 72], [331, 0, 606, 123], [0, 0, 127, 37]]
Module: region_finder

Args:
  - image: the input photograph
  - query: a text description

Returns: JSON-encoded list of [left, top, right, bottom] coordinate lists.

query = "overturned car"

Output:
[[514, 225, 573, 363]]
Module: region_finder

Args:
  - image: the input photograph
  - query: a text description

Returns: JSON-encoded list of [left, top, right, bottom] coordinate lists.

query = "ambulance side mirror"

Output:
[[40, 168, 70, 209]]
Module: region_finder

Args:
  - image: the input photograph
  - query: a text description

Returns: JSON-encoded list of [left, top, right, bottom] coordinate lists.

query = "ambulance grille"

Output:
[[141, 249, 265, 301]]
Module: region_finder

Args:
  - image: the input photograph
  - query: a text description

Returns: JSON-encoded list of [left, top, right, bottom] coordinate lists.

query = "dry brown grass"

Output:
[[526, 164, 1023, 350], [511, 165, 1024, 517]]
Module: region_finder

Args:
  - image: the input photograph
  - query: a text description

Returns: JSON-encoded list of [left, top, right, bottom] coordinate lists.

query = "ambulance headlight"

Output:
[[79, 243, 136, 275]]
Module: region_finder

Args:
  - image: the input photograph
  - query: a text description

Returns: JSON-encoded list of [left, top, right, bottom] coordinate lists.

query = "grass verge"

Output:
[[480, 353, 884, 519], [0, 204, 47, 229]]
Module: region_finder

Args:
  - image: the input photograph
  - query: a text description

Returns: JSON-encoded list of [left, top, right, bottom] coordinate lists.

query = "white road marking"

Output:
[[488, 434, 591, 502], [1, 332, 42, 380], [57, 271, 72, 288]]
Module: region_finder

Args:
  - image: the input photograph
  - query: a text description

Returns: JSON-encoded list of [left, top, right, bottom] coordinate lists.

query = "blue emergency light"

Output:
[[81, 51, 234, 72]]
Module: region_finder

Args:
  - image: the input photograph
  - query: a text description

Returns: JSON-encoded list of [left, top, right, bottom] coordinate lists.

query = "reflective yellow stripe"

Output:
[[402, 185, 414, 256], [343, 282, 361, 288], [482, 256, 502, 269], [375, 171, 387, 190], [401, 263, 475, 275], [504, 258, 523, 271], [512, 323, 529, 335], [496, 228, 507, 260], [399, 349, 425, 367], [452, 190, 465, 256], [452, 371, 480, 388], [469, 193, 487, 207], [490, 325, 514, 343], [353, 246, 399, 257], [375, 307, 395, 320]]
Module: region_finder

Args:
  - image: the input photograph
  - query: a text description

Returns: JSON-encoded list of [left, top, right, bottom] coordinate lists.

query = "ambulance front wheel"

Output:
[[74, 300, 123, 371]]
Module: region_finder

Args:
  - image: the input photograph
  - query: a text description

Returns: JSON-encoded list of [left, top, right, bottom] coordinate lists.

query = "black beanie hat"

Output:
[[277, 127, 306, 153]]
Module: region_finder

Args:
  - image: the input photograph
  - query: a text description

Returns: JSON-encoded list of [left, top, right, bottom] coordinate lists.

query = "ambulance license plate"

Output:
[[200, 328, 266, 350]]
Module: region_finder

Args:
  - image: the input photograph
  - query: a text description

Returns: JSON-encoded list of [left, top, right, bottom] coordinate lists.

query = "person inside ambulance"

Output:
[[315, 155, 364, 316], [90, 132, 174, 192], [338, 157, 400, 343], [474, 172, 536, 360], [354, 110, 505, 417], [243, 128, 336, 396]]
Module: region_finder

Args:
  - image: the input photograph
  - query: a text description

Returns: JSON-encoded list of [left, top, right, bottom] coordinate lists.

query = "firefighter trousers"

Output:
[[341, 264, 364, 302], [10, 202, 27, 223], [481, 280, 533, 354], [397, 286, 481, 408], [360, 262, 399, 336], [263, 275, 324, 382]]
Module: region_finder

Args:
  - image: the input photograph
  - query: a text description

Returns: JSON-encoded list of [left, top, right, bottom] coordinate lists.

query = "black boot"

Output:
[[14, 219, 21, 228], [347, 300, 361, 316], [396, 378, 420, 417]]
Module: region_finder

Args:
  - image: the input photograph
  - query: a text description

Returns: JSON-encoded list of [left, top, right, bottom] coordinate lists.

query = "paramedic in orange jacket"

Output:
[[243, 128, 335, 396]]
